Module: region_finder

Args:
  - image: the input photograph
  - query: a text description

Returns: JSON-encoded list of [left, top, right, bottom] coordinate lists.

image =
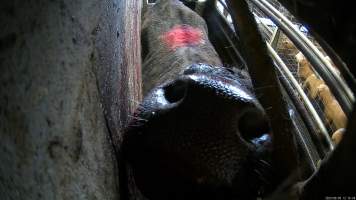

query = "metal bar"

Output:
[[257, 0, 354, 104], [257, 22, 331, 156], [269, 27, 280, 48], [226, 0, 298, 181], [266, 43, 334, 151], [278, 69, 327, 160], [253, 13, 273, 36], [301, 100, 356, 198], [313, 37, 356, 95], [289, 108, 319, 171], [251, 0, 354, 114], [209, 0, 247, 67]]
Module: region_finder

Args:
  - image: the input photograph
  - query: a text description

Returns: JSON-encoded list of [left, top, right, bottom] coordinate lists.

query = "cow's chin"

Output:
[[124, 64, 274, 199]]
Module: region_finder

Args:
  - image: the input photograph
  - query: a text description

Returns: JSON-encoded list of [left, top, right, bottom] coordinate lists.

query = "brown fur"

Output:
[[295, 52, 347, 129], [331, 128, 345, 145], [280, 39, 299, 56], [317, 84, 347, 129], [303, 74, 325, 98], [141, 0, 221, 95], [295, 52, 314, 80]]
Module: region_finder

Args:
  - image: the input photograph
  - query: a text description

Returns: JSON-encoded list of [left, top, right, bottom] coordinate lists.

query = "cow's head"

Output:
[[124, 63, 273, 199], [123, 0, 356, 199]]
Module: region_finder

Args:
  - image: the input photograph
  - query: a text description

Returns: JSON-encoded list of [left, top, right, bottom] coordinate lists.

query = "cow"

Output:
[[317, 84, 347, 130], [295, 52, 347, 132], [295, 52, 314, 82], [123, 0, 355, 199], [124, 0, 273, 199]]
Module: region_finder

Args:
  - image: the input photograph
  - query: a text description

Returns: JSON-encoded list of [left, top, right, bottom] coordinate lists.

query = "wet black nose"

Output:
[[124, 66, 272, 200], [154, 71, 269, 142], [162, 79, 188, 104]]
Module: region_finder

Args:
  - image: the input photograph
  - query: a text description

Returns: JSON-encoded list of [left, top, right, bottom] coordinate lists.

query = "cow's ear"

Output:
[[298, 101, 356, 199]]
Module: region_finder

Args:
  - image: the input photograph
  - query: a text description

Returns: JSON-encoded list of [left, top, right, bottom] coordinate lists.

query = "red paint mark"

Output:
[[161, 25, 204, 50]]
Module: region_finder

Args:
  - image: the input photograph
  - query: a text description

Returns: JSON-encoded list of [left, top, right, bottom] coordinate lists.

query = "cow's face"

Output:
[[124, 63, 273, 199]]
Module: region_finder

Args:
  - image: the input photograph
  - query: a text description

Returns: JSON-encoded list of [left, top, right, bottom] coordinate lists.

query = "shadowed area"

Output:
[[124, 64, 273, 200]]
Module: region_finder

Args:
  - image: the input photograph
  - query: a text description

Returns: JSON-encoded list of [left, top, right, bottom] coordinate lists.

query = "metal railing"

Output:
[[250, 0, 354, 114], [267, 42, 334, 153]]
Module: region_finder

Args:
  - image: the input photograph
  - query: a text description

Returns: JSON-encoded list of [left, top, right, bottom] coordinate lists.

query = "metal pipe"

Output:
[[301, 101, 356, 198], [253, 13, 273, 37], [269, 27, 280, 48], [251, 0, 354, 114], [289, 108, 319, 171], [278, 70, 327, 160], [260, 24, 331, 156], [257, 0, 354, 104], [266, 43, 334, 151]]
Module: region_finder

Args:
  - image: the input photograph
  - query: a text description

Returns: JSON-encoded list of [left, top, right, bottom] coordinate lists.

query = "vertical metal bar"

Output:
[[269, 27, 280, 48], [226, 0, 298, 182]]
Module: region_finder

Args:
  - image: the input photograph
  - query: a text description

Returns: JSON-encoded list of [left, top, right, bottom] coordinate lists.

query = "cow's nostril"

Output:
[[163, 80, 188, 103], [238, 108, 270, 141]]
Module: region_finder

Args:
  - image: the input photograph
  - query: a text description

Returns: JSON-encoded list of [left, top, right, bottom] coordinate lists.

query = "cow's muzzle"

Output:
[[124, 63, 273, 199]]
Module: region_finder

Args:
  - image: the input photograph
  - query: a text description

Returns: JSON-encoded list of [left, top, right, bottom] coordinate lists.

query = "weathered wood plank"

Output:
[[93, 0, 143, 199]]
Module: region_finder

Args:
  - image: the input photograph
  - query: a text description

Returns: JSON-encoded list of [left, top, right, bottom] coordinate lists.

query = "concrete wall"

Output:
[[0, 0, 141, 199]]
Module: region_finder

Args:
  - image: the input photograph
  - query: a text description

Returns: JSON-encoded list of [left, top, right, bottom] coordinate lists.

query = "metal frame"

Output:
[[251, 0, 354, 114], [197, 0, 345, 170], [266, 42, 334, 152]]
